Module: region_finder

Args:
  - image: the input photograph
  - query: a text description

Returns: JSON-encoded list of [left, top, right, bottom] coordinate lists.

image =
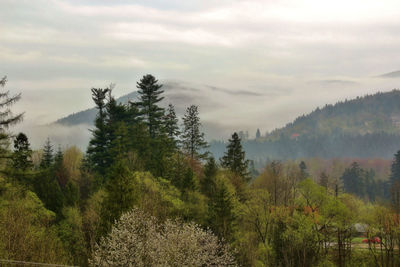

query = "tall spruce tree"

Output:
[[220, 132, 250, 182], [87, 87, 110, 174], [163, 104, 180, 147], [0, 76, 23, 156], [256, 128, 261, 139], [390, 151, 400, 211], [299, 161, 309, 180], [181, 105, 208, 160], [136, 74, 165, 138], [40, 138, 53, 169], [341, 162, 365, 197], [12, 132, 33, 171], [201, 156, 218, 198], [208, 181, 235, 240], [100, 159, 139, 234]]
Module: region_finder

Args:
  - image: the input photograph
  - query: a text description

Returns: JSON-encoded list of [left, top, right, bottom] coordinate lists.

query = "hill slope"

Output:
[[266, 90, 400, 140]]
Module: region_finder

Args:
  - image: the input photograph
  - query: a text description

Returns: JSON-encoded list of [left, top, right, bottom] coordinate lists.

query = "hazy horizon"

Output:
[[2, 0, 400, 147]]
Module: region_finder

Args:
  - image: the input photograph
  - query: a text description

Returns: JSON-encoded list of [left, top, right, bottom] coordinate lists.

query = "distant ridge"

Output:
[[56, 91, 138, 126], [266, 89, 400, 140], [379, 70, 400, 78]]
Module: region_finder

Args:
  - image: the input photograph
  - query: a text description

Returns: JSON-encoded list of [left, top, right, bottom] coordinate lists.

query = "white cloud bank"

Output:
[[1, 0, 400, 146]]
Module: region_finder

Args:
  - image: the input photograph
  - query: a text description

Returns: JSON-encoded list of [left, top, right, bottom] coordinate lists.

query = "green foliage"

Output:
[[12, 132, 33, 171], [207, 176, 237, 241], [58, 207, 86, 266], [181, 105, 208, 160], [0, 177, 68, 264], [136, 74, 165, 138], [221, 132, 250, 182], [201, 156, 218, 198], [100, 159, 139, 234], [40, 138, 53, 169]]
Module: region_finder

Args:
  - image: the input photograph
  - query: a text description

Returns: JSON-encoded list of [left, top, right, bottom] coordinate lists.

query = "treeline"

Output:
[[4, 75, 400, 266], [210, 132, 400, 161]]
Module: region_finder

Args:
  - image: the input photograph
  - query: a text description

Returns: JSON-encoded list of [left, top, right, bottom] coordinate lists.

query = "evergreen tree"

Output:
[[341, 162, 365, 197], [299, 161, 308, 180], [136, 74, 165, 138], [86, 87, 110, 174], [390, 151, 400, 211], [208, 181, 235, 240], [54, 145, 68, 187], [0, 76, 23, 156], [220, 132, 250, 182], [201, 157, 218, 198], [163, 104, 180, 146], [181, 105, 208, 160], [100, 159, 139, 234], [40, 138, 53, 169], [34, 170, 65, 215], [319, 171, 329, 191], [256, 128, 261, 139], [12, 132, 33, 171]]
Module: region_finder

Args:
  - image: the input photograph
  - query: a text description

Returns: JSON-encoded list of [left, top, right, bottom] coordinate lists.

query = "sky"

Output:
[[2, 0, 400, 147]]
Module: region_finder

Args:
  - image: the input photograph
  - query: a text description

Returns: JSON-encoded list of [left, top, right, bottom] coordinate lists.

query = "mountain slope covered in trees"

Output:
[[211, 90, 400, 161], [267, 89, 400, 139]]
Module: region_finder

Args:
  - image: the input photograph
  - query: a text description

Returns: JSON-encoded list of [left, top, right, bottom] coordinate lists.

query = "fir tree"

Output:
[[87, 87, 110, 174], [390, 151, 400, 212], [319, 171, 329, 191], [0, 76, 23, 157], [201, 157, 218, 198], [341, 162, 365, 197], [208, 181, 235, 240], [163, 104, 180, 146], [256, 128, 261, 139], [299, 161, 308, 180], [220, 132, 250, 182], [136, 74, 165, 138], [12, 132, 33, 171], [40, 138, 53, 169], [181, 105, 208, 160], [100, 159, 139, 234]]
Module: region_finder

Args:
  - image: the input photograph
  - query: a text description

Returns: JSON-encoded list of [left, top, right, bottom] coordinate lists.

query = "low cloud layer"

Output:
[[2, 0, 400, 147]]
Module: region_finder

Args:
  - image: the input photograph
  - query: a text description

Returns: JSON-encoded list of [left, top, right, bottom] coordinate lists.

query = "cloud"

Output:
[[2, 0, 400, 146]]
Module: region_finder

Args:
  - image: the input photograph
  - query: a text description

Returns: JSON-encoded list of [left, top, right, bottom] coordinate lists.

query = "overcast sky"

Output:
[[2, 0, 400, 145]]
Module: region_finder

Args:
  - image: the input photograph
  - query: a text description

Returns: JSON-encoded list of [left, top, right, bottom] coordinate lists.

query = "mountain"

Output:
[[55, 87, 400, 161], [56, 92, 138, 126], [266, 90, 400, 140], [379, 70, 400, 78], [210, 90, 400, 162]]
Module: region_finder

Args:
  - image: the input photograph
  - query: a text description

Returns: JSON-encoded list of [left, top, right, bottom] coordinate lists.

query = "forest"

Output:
[[3, 74, 400, 267]]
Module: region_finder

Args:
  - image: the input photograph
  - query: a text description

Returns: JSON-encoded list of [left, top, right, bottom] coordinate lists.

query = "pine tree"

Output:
[[319, 171, 329, 191], [0, 76, 23, 156], [220, 132, 250, 182], [136, 74, 165, 138], [256, 128, 261, 139], [40, 138, 53, 169], [341, 162, 365, 197], [390, 151, 400, 212], [201, 157, 218, 198], [299, 161, 308, 180], [208, 181, 235, 240], [100, 159, 139, 234], [181, 105, 208, 160], [12, 132, 33, 171], [87, 87, 110, 174], [163, 104, 180, 147]]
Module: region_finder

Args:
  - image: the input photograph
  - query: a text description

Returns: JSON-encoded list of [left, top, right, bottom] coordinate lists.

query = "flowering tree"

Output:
[[91, 208, 237, 266]]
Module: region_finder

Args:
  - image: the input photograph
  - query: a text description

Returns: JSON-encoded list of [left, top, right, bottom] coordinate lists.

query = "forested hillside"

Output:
[[267, 90, 400, 138], [4, 75, 400, 266], [210, 90, 400, 160]]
